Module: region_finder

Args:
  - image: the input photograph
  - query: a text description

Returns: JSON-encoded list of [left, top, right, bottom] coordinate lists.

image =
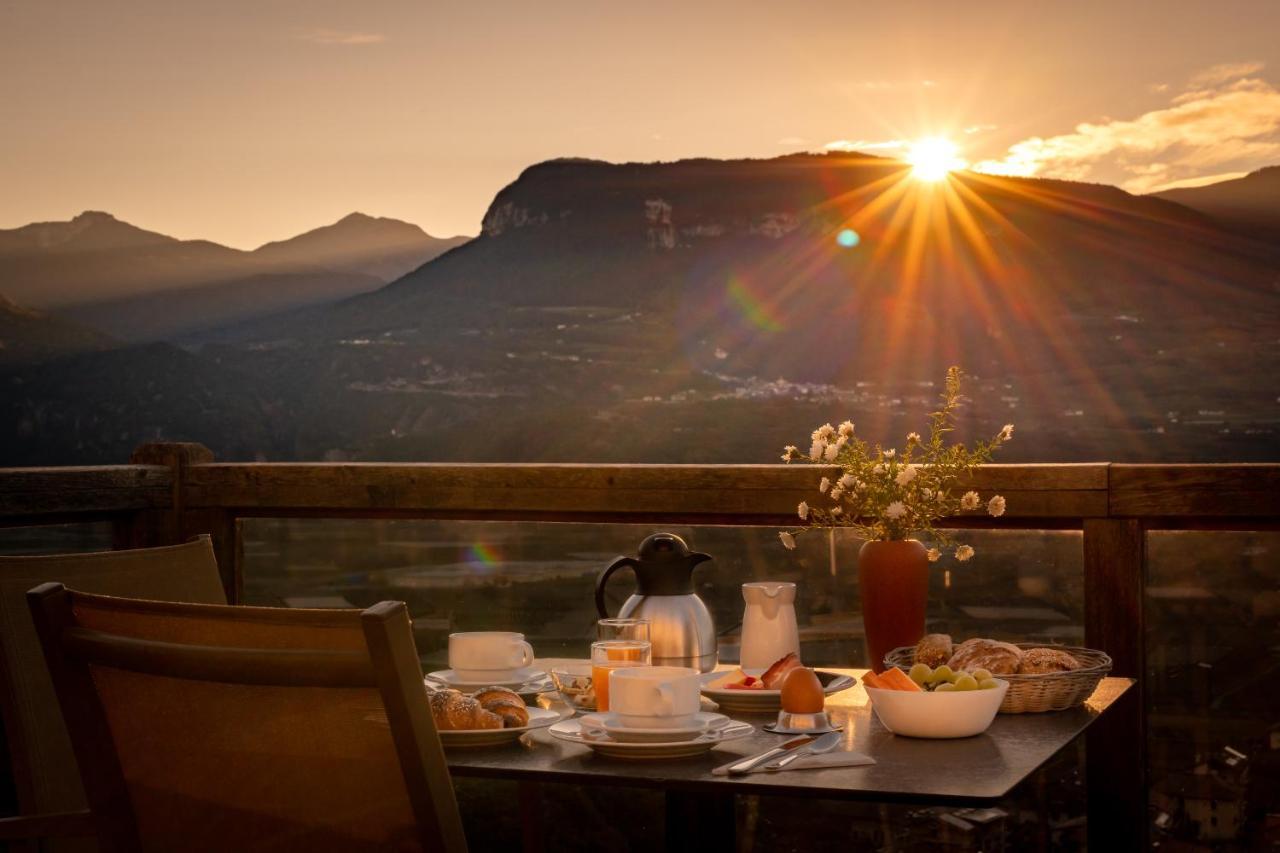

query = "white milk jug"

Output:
[[740, 582, 799, 671]]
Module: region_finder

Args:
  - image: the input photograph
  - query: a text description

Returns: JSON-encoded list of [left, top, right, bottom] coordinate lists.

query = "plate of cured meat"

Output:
[[699, 654, 855, 715]]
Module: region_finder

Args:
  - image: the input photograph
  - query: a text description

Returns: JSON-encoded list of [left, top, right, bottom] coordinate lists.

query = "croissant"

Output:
[[473, 687, 529, 728], [429, 689, 502, 730], [913, 633, 953, 668]]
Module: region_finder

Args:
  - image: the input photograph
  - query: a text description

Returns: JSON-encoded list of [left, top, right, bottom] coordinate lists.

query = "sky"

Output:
[[2, 0, 1278, 249]]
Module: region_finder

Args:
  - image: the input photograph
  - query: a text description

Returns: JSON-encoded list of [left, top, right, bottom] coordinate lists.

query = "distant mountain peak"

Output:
[[73, 210, 118, 223]]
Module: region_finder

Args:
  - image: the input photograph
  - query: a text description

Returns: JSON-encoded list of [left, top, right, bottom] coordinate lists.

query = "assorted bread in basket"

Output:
[[884, 634, 1112, 713]]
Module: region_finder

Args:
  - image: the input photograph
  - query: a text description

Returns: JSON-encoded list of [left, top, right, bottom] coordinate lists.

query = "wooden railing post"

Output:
[[117, 443, 240, 603], [1084, 515, 1147, 851]]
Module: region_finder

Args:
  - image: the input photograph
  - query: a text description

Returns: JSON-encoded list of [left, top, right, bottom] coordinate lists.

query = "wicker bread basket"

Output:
[[883, 643, 1112, 714]]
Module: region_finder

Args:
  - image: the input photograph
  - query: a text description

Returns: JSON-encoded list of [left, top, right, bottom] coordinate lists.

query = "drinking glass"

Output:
[[597, 618, 650, 643], [590, 639, 651, 712]]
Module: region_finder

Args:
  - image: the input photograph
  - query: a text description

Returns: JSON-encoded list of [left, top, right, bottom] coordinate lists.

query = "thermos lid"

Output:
[[637, 532, 696, 562]]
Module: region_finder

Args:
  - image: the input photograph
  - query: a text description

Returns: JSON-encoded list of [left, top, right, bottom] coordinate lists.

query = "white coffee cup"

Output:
[[609, 666, 701, 728], [448, 632, 535, 682]]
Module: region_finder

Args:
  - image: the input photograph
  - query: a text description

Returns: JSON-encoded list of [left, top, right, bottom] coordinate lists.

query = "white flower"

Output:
[[798, 501, 809, 520], [838, 420, 855, 437], [960, 490, 981, 510], [987, 495, 1006, 517], [955, 544, 975, 561], [779, 531, 797, 550], [823, 443, 840, 462], [883, 448, 896, 458], [819, 477, 830, 493], [906, 432, 921, 444], [834, 435, 848, 450], [895, 465, 918, 486], [921, 488, 933, 500], [829, 486, 844, 501], [873, 463, 886, 475], [838, 473, 856, 489], [926, 547, 941, 562], [813, 423, 835, 441], [1000, 424, 1014, 441], [937, 490, 948, 502], [809, 440, 824, 461], [884, 501, 907, 520], [830, 506, 843, 516], [781, 445, 797, 462]]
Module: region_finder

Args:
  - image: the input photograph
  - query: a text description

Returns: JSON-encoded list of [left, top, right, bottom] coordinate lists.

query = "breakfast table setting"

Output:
[[422, 536, 1133, 852]]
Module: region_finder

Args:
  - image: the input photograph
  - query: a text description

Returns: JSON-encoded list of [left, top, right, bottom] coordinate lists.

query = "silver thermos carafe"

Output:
[[595, 533, 718, 672]]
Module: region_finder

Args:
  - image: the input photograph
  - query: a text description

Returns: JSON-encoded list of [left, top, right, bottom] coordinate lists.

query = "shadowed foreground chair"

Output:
[[0, 538, 227, 848], [25, 584, 466, 853]]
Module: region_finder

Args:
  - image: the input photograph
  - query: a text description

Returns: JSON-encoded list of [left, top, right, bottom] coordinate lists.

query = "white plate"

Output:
[[549, 717, 753, 760], [698, 670, 855, 714], [438, 706, 563, 748], [426, 668, 549, 692], [579, 711, 731, 743]]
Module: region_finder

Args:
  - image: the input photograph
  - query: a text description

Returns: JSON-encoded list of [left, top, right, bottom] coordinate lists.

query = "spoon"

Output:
[[764, 730, 842, 770]]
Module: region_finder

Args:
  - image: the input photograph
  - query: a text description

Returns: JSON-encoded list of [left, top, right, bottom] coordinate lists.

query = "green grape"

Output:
[[930, 665, 954, 683], [977, 678, 999, 690], [972, 668, 992, 682], [954, 674, 979, 691], [908, 663, 933, 685], [934, 682, 958, 692]]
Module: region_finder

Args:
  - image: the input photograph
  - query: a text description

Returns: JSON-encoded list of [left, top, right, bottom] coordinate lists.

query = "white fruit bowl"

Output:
[[865, 679, 1009, 738]]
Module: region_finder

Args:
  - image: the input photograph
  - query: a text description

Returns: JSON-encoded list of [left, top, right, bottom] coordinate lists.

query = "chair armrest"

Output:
[[0, 810, 97, 839]]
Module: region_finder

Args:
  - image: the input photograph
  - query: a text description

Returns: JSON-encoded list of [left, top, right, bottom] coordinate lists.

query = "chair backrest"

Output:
[[26, 584, 466, 853], [0, 537, 227, 818]]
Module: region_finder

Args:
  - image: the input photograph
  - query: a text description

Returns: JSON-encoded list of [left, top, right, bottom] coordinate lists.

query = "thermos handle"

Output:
[[595, 557, 638, 618]]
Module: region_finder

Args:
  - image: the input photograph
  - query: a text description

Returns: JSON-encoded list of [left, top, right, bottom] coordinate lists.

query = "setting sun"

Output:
[[906, 137, 967, 182]]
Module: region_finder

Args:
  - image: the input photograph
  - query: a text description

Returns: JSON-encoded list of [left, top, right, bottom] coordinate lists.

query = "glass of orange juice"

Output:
[[591, 639, 651, 712]]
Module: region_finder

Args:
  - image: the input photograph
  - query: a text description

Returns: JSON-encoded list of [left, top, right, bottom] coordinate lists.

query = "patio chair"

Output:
[[22, 583, 466, 853], [0, 537, 227, 849]]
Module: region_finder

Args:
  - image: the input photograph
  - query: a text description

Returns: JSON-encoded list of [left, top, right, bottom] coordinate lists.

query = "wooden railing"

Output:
[[2, 442, 1279, 849]]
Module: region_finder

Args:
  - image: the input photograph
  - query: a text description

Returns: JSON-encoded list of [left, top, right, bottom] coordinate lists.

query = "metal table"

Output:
[[445, 665, 1134, 850]]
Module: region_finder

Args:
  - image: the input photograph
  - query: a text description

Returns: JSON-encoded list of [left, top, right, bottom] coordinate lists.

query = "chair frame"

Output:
[[25, 583, 466, 853]]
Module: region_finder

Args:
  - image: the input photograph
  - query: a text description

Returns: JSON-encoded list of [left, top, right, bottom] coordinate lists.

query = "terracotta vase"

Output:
[[858, 539, 929, 673]]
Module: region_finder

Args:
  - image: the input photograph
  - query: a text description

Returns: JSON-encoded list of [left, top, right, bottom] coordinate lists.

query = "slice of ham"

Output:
[[761, 652, 803, 689]]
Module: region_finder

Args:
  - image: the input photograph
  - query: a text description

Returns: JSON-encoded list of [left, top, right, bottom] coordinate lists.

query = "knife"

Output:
[[763, 730, 842, 771], [726, 735, 814, 776]]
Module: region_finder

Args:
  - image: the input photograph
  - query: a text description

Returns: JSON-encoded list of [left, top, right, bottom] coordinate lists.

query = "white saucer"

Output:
[[426, 668, 548, 692], [438, 707, 563, 748], [549, 717, 753, 760], [579, 711, 731, 743]]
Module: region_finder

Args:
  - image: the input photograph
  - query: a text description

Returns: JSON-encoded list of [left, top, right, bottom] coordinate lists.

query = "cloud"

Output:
[[963, 124, 998, 135], [1189, 61, 1264, 89], [295, 29, 386, 46], [777, 136, 809, 146], [973, 63, 1280, 193], [824, 138, 907, 152]]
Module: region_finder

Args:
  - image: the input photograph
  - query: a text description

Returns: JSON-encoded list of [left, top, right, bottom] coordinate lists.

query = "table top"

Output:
[[444, 663, 1133, 804]]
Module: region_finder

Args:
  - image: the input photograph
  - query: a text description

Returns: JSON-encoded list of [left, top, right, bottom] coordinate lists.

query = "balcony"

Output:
[[2, 443, 1278, 850]]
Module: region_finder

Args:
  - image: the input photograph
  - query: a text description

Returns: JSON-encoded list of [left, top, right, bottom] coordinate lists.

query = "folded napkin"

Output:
[[712, 750, 876, 776]]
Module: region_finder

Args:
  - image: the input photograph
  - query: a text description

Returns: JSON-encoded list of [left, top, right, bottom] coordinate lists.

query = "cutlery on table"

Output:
[[763, 731, 842, 770], [725, 735, 813, 776]]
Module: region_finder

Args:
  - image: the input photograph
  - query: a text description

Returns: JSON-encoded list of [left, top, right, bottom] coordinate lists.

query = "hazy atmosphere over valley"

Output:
[[2, 1, 1278, 466]]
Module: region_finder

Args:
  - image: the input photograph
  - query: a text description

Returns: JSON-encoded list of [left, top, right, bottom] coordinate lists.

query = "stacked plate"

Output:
[[550, 712, 752, 760], [425, 667, 554, 702]]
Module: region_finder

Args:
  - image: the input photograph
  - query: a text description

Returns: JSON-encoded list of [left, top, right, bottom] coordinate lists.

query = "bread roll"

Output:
[[913, 634, 953, 667], [429, 690, 502, 730], [1018, 647, 1081, 674], [948, 639, 1023, 675]]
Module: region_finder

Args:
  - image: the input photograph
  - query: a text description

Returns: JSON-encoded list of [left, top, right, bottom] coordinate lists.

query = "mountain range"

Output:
[[0, 211, 468, 342], [2, 152, 1278, 465], [1153, 166, 1280, 243]]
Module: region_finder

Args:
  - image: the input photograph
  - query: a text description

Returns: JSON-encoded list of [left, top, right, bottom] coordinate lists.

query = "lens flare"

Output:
[[464, 542, 500, 572], [906, 137, 967, 182], [836, 228, 861, 247], [726, 275, 785, 331]]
